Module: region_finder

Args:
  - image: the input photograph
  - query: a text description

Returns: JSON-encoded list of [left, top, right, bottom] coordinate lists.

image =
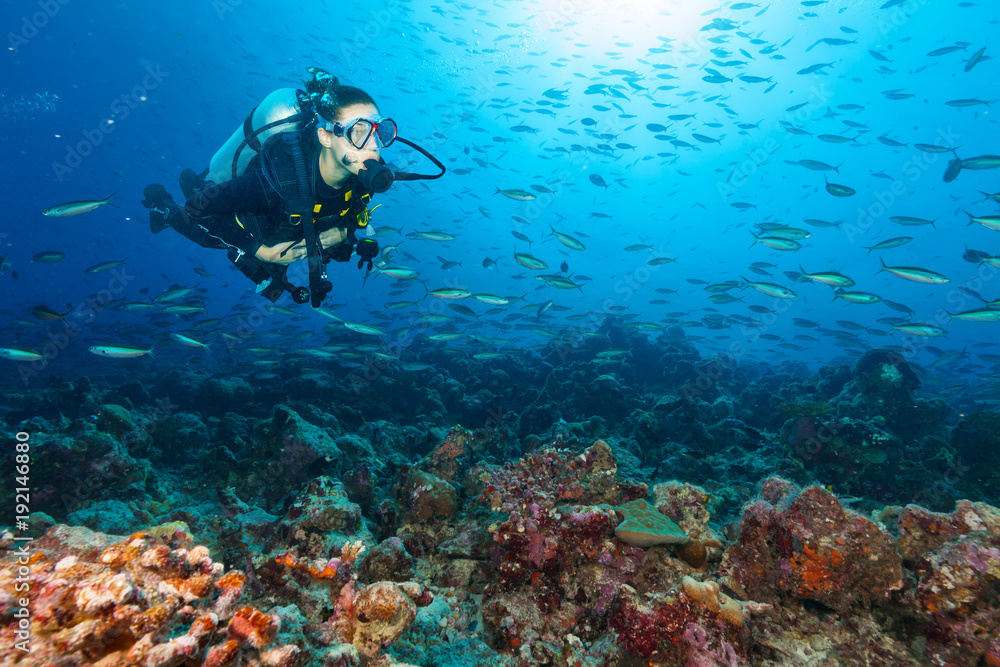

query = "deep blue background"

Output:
[[1, 0, 999, 390]]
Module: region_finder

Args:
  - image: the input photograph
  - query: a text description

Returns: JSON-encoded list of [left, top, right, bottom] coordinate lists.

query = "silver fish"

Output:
[[42, 193, 116, 217]]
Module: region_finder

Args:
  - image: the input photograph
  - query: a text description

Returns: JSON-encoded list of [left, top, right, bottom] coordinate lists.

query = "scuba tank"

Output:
[[207, 88, 304, 184]]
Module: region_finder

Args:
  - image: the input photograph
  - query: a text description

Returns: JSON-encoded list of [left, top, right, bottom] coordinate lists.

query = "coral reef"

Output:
[[3, 337, 999, 667], [0, 526, 298, 667]]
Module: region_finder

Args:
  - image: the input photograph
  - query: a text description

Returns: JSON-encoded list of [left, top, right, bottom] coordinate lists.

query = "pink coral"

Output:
[[897, 500, 1000, 561], [609, 580, 758, 664], [915, 529, 1000, 666]]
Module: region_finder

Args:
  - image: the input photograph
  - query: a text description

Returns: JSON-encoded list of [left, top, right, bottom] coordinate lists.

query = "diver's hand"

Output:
[[254, 229, 348, 265], [255, 241, 307, 265]]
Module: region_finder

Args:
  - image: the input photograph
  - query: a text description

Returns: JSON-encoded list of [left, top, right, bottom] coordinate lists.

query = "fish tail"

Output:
[[104, 192, 118, 208]]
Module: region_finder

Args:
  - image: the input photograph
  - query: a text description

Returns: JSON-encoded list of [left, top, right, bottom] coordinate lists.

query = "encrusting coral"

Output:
[[0, 525, 298, 667], [0, 525, 431, 666]]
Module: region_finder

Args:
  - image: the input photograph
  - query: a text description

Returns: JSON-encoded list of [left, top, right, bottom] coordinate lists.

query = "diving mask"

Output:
[[329, 116, 397, 149]]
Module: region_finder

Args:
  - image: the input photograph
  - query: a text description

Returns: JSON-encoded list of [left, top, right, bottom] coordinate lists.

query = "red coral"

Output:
[[609, 583, 753, 663], [204, 639, 240, 667], [229, 606, 279, 649]]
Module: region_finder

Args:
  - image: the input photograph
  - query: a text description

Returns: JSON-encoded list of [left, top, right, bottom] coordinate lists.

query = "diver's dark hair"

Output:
[[302, 67, 377, 122]]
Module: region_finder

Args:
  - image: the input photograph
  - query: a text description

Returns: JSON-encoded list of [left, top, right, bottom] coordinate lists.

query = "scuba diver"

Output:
[[140, 67, 444, 307]]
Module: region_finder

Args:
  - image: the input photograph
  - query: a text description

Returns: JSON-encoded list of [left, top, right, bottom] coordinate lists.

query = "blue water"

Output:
[[2, 0, 999, 391]]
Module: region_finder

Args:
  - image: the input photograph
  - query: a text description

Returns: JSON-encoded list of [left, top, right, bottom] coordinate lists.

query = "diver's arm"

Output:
[[183, 172, 274, 256], [254, 228, 348, 265], [185, 172, 272, 216]]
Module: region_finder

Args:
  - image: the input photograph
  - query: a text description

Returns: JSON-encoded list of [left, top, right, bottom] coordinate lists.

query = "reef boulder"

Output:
[[721, 479, 903, 611]]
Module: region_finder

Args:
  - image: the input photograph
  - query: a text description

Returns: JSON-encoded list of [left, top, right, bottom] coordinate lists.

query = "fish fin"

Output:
[[103, 193, 117, 207]]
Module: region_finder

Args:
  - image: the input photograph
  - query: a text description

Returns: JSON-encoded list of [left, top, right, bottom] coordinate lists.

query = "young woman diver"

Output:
[[140, 67, 444, 307]]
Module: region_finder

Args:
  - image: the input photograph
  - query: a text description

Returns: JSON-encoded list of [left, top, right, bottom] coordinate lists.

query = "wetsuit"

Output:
[[144, 131, 376, 300], [179, 165, 366, 259]]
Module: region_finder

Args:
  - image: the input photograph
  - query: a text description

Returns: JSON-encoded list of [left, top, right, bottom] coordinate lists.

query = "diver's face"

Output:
[[318, 103, 382, 175], [337, 103, 383, 152]]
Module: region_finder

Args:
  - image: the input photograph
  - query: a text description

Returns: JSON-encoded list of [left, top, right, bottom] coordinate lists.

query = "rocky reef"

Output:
[[4, 429, 999, 665], [2, 344, 998, 665]]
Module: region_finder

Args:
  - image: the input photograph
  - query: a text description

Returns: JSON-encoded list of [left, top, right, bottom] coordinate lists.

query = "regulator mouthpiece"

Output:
[[357, 158, 394, 193]]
